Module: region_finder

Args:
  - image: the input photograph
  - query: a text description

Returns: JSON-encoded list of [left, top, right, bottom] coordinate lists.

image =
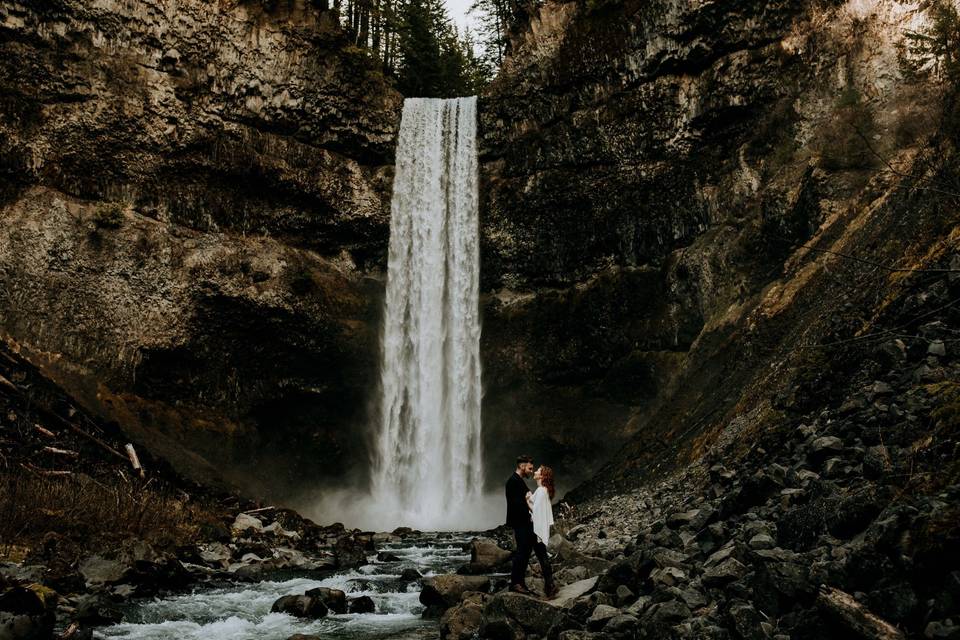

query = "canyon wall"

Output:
[[1, 0, 955, 505], [478, 0, 954, 492], [0, 0, 400, 495]]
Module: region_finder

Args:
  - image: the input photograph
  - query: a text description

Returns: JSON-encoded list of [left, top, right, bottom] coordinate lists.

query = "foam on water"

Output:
[[95, 535, 472, 640]]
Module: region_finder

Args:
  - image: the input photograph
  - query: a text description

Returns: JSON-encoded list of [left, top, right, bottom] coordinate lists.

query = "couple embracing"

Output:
[[505, 454, 558, 599]]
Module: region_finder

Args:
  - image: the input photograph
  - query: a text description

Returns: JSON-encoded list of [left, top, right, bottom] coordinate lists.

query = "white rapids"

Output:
[[94, 535, 471, 640], [369, 96, 485, 531]]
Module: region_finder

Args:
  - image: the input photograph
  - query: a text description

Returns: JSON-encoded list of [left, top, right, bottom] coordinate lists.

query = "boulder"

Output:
[[440, 592, 490, 640], [79, 556, 129, 588], [74, 594, 123, 626], [400, 568, 423, 582], [271, 595, 328, 618], [305, 587, 347, 614], [586, 604, 619, 630], [420, 575, 491, 610], [483, 591, 574, 636], [231, 513, 264, 536], [0, 585, 57, 640], [198, 542, 233, 568], [348, 595, 376, 614], [460, 539, 512, 574]]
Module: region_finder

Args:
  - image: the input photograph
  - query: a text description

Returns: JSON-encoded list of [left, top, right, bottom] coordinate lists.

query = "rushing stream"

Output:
[[95, 534, 473, 640]]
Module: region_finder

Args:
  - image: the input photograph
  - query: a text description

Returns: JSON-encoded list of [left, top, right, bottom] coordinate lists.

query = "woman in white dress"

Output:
[[526, 465, 557, 598]]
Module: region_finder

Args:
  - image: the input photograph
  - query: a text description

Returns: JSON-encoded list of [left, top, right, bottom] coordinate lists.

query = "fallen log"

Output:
[[816, 586, 905, 640], [20, 463, 72, 477], [42, 446, 79, 458], [34, 424, 57, 439], [243, 506, 277, 515], [125, 443, 145, 478]]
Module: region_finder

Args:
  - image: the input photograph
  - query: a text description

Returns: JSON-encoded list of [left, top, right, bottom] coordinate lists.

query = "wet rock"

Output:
[[334, 536, 368, 569], [271, 594, 328, 618], [400, 568, 423, 582], [377, 552, 402, 562], [348, 595, 376, 614], [305, 587, 347, 614], [420, 575, 491, 610], [0, 585, 56, 640], [74, 594, 124, 626]]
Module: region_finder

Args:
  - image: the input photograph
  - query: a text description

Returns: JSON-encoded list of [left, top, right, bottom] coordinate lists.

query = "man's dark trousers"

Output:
[[505, 471, 532, 587], [511, 521, 535, 587]]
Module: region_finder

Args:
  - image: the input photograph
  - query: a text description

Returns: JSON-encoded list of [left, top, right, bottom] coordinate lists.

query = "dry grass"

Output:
[[0, 471, 221, 558]]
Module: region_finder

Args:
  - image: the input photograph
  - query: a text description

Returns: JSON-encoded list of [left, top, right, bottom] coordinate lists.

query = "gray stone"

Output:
[[586, 604, 619, 630], [231, 513, 264, 535], [702, 558, 747, 588], [420, 575, 490, 610], [928, 340, 946, 357], [271, 595, 328, 618], [305, 587, 347, 614]]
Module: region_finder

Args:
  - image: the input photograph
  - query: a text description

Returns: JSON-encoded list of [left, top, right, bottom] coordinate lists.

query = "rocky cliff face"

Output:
[[478, 0, 955, 490], [0, 0, 401, 495], [1, 0, 954, 507]]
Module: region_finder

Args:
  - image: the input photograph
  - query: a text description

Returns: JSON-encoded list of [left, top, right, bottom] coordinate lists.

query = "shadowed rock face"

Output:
[[0, 0, 401, 496], [478, 0, 947, 492]]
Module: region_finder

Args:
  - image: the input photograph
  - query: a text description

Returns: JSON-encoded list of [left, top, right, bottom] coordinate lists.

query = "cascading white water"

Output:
[[369, 96, 484, 531]]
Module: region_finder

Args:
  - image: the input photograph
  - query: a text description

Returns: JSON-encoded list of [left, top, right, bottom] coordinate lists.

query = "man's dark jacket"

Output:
[[505, 472, 531, 528]]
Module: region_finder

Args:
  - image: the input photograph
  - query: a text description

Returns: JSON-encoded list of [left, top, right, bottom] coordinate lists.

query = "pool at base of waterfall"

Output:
[[95, 533, 473, 640]]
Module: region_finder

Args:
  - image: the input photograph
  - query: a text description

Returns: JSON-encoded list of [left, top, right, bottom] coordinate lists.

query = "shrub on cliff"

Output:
[[92, 201, 126, 229]]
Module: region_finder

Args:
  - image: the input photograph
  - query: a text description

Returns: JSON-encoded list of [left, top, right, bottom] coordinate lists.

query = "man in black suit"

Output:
[[505, 454, 535, 594]]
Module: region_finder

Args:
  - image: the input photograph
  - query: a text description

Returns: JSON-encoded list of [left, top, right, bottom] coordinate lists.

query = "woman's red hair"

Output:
[[540, 465, 556, 499]]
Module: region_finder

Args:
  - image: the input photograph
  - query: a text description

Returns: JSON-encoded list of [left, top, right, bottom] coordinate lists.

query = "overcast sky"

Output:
[[445, 0, 480, 34]]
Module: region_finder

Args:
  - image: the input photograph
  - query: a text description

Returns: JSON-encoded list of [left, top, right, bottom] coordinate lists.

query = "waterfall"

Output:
[[370, 97, 484, 531]]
